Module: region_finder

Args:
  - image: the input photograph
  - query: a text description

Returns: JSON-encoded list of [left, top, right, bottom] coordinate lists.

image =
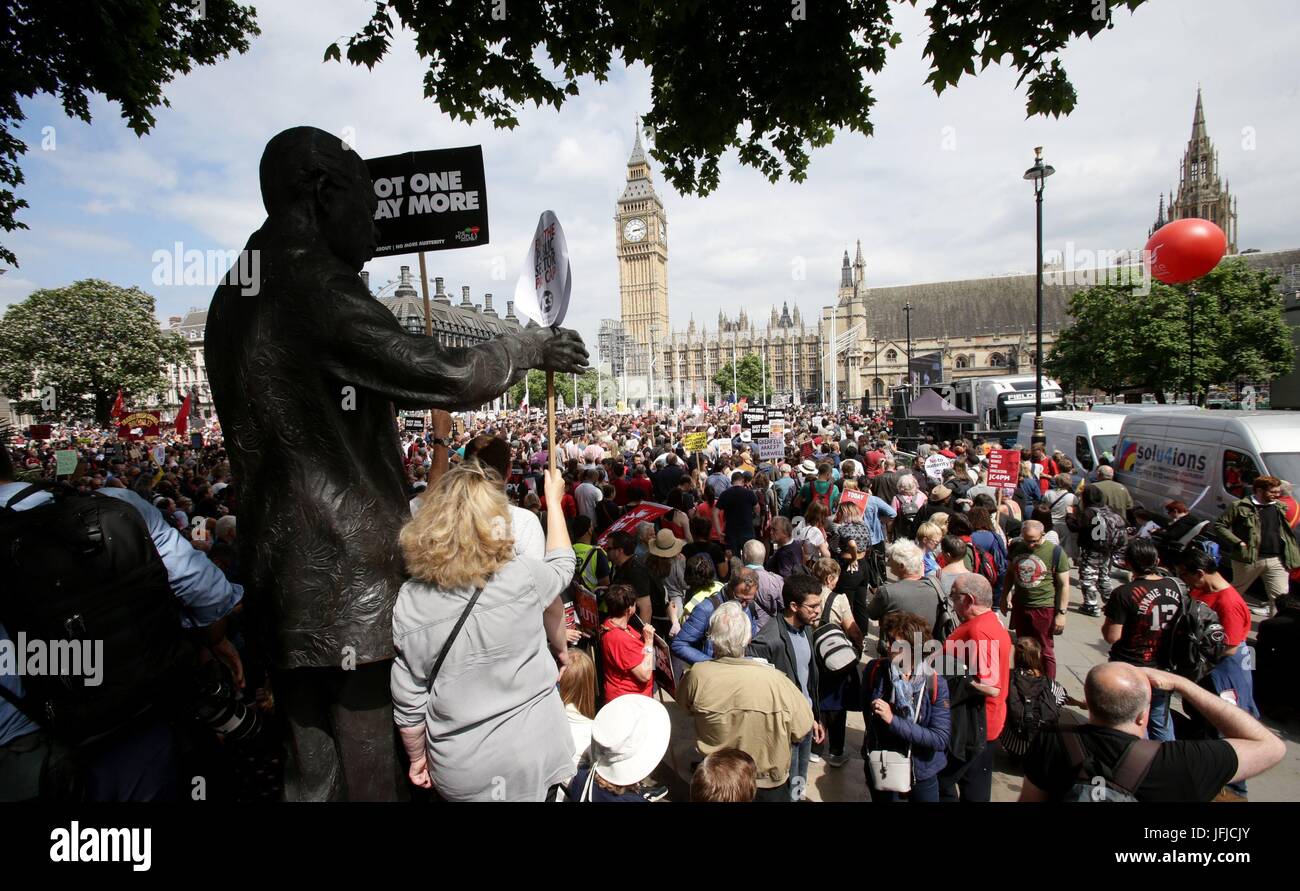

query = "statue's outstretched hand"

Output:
[[529, 327, 589, 374]]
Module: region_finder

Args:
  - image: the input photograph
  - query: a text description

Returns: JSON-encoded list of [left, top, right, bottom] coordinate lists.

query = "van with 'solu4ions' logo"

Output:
[[1114, 411, 1300, 521]]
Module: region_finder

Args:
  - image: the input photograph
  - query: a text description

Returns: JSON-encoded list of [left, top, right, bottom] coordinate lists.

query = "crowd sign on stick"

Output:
[[366, 146, 489, 256], [987, 449, 1022, 489], [924, 453, 953, 483], [683, 432, 709, 453], [597, 502, 671, 547], [512, 210, 573, 474]]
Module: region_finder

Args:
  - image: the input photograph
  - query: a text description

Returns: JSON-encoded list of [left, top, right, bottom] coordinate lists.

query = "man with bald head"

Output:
[[1001, 519, 1071, 679], [206, 126, 588, 800], [1020, 663, 1284, 801]]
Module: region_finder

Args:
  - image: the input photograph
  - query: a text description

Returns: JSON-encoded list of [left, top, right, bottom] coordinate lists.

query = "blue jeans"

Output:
[[789, 732, 812, 801], [1147, 689, 1176, 742]]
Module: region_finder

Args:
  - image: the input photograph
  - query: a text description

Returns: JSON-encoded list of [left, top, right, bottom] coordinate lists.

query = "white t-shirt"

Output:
[[566, 703, 593, 772], [408, 498, 545, 559]]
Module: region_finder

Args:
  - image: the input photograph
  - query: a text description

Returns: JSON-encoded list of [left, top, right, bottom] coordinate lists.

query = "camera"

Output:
[[194, 659, 261, 745]]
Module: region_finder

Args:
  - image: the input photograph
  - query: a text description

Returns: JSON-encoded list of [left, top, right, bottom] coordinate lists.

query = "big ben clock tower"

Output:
[[616, 122, 669, 360]]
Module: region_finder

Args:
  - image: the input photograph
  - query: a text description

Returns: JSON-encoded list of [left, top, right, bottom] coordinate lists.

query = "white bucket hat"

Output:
[[589, 695, 671, 788]]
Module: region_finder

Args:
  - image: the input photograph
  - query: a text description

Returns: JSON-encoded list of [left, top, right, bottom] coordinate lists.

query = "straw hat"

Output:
[[799, 459, 818, 476], [648, 528, 683, 558]]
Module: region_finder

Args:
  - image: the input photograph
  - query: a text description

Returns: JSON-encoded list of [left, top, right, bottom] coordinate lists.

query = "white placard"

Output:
[[512, 210, 572, 327]]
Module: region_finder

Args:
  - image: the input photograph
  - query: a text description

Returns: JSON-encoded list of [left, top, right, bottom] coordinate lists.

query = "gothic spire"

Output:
[[1190, 87, 1207, 145], [628, 118, 649, 168]]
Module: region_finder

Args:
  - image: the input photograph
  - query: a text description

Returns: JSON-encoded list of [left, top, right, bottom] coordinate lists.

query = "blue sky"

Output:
[[2, 0, 1297, 351]]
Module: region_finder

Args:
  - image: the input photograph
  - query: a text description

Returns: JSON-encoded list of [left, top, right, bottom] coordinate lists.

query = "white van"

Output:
[[1114, 411, 1300, 521], [1015, 411, 1125, 480], [1091, 404, 1204, 417]]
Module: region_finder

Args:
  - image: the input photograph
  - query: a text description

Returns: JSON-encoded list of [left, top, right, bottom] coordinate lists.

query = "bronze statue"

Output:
[[205, 126, 587, 800]]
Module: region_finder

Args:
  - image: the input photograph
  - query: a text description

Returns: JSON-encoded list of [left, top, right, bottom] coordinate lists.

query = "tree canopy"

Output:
[[0, 0, 259, 266], [713, 353, 772, 402], [1045, 257, 1294, 402], [0, 279, 193, 425], [328, 0, 1146, 197], [507, 367, 600, 409]]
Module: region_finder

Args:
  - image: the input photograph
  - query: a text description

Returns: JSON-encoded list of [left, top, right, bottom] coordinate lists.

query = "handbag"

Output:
[[866, 673, 927, 794]]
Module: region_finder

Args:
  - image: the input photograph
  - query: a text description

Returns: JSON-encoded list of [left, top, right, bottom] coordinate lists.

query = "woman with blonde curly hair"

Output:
[[392, 464, 577, 801]]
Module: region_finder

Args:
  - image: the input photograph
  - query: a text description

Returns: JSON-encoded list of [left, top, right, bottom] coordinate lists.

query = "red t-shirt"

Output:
[[612, 476, 630, 506], [1191, 584, 1251, 647], [600, 620, 653, 701], [628, 477, 653, 502], [945, 609, 1012, 740]]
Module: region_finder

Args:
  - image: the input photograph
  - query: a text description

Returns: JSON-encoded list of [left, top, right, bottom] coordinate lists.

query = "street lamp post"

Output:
[[873, 336, 880, 412], [904, 302, 913, 398], [731, 325, 738, 404], [1023, 146, 1055, 448]]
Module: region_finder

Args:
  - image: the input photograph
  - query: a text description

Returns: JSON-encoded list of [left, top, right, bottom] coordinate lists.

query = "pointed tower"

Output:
[[615, 119, 669, 364], [853, 239, 865, 286], [840, 249, 852, 289], [1167, 88, 1238, 253], [1149, 193, 1168, 237]]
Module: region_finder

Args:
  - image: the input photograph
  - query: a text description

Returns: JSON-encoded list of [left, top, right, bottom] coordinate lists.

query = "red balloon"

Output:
[[1144, 218, 1227, 284]]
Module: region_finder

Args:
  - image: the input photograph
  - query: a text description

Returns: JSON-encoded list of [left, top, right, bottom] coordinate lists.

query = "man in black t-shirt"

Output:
[[716, 472, 759, 559], [1020, 663, 1284, 802], [1102, 539, 1184, 741]]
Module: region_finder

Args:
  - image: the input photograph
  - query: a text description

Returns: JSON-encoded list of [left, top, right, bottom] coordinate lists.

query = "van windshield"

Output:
[[1093, 434, 1118, 461], [1262, 454, 1300, 490]]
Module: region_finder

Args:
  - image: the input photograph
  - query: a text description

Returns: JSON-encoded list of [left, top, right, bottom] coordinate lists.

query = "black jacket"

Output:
[[747, 614, 820, 721]]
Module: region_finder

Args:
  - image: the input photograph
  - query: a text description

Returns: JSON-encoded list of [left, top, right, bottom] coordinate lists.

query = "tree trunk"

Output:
[[94, 390, 111, 429], [1154, 390, 1167, 404]]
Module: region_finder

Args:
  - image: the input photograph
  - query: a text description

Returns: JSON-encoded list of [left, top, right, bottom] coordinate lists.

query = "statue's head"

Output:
[[259, 126, 378, 270]]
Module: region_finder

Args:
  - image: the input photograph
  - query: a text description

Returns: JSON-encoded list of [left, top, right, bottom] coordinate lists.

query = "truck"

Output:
[[949, 374, 1066, 436]]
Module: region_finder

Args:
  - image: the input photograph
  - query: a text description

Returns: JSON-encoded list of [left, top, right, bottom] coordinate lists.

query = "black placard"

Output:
[[366, 146, 489, 256]]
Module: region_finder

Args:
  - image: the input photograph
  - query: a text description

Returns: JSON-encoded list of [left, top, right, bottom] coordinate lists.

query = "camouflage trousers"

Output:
[[1078, 549, 1117, 608]]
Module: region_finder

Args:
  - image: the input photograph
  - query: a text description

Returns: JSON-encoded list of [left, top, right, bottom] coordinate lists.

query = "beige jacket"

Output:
[[678, 656, 814, 789]]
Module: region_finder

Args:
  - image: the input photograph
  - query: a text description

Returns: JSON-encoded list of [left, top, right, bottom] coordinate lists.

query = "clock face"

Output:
[[623, 218, 647, 242], [658, 221, 666, 241]]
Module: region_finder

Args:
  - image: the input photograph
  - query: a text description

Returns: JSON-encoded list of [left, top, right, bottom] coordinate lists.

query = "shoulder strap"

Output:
[[425, 587, 485, 694], [1112, 739, 1161, 795], [3, 481, 52, 510], [578, 546, 599, 578], [1061, 726, 1090, 776], [818, 591, 840, 629]]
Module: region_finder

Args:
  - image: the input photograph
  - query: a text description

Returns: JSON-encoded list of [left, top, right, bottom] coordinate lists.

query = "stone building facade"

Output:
[[1151, 89, 1239, 253]]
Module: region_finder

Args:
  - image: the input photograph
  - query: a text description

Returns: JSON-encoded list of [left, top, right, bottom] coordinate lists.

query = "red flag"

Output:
[[110, 388, 126, 419], [175, 390, 192, 438]]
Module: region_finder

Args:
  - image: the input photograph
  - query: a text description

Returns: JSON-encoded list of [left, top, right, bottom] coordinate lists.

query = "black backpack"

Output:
[[0, 485, 195, 746], [998, 669, 1062, 758], [1158, 592, 1228, 682]]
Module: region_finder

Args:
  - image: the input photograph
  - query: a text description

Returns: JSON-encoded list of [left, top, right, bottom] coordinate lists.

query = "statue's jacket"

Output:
[[206, 221, 538, 669]]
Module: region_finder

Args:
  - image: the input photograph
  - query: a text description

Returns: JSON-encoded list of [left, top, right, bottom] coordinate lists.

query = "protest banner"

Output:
[[54, 450, 77, 476], [597, 502, 671, 547], [987, 448, 1022, 489], [27, 424, 52, 440], [366, 146, 489, 256], [652, 634, 676, 696], [840, 488, 869, 513], [683, 431, 708, 453], [117, 411, 161, 441], [924, 453, 953, 483], [754, 437, 784, 460], [575, 588, 601, 633], [190, 432, 204, 449], [801, 441, 814, 460]]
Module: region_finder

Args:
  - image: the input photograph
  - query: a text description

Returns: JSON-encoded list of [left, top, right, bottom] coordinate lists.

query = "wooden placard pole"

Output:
[[547, 370, 557, 474], [419, 251, 433, 432]]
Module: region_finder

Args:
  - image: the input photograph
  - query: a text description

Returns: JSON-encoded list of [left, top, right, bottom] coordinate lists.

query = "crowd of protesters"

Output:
[[1, 401, 1295, 802]]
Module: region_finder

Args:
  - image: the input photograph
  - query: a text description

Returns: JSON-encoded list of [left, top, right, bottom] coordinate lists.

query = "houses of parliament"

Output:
[[600, 90, 1297, 411]]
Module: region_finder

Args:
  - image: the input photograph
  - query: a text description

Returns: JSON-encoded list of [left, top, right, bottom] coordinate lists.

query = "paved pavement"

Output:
[[658, 571, 1300, 802]]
